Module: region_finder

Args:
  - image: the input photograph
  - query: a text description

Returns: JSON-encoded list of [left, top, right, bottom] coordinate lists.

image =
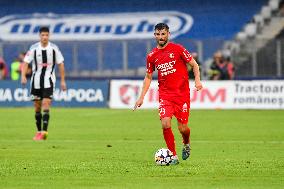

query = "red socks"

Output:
[[163, 128, 176, 155], [163, 127, 191, 155], [179, 126, 190, 144]]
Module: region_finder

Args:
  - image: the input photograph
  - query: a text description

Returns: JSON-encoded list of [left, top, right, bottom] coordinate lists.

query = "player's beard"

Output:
[[157, 39, 168, 47]]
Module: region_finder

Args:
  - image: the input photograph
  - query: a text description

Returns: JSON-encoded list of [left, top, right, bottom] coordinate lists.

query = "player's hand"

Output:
[[195, 81, 203, 91], [21, 76, 27, 85], [133, 97, 143, 111], [60, 81, 67, 91]]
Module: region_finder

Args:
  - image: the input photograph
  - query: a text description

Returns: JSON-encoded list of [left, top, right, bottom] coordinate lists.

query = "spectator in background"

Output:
[[208, 52, 223, 80], [222, 51, 235, 80], [188, 52, 202, 79], [19, 52, 32, 79], [11, 57, 21, 81], [219, 52, 235, 80], [11, 52, 32, 81], [0, 56, 8, 80], [208, 51, 235, 80]]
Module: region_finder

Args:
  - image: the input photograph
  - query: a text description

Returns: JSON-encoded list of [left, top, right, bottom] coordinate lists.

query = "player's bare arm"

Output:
[[133, 72, 153, 110], [58, 63, 67, 91], [21, 62, 29, 85], [188, 58, 203, 91]]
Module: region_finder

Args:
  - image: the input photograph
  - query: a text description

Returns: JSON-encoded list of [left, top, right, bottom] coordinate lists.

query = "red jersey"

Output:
[[146, 42, 192, 102]]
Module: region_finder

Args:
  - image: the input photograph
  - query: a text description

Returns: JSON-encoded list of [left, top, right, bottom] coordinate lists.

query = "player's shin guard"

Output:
[[35, 112, 42, 131], [163, 128, 176, 155], [42, 110, 50, 131], [179, 126, 190, 144]]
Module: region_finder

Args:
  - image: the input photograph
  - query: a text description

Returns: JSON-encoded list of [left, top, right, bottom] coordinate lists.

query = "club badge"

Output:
[[169, 53, 174, 59]]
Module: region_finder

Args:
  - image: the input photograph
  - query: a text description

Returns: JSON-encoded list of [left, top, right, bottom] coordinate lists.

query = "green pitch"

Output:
[[0, 108, 283, 189]]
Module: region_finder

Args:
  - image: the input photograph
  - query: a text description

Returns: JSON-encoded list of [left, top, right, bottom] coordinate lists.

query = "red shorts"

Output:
[[158, 99, 190, 124]]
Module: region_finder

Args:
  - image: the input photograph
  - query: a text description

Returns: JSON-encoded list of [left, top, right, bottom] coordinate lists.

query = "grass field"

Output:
[[0, 108, 283, 189]]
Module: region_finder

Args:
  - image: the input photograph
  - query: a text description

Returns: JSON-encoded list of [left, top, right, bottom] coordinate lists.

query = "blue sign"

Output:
[[0, 0, 268, 40], [0, 80, 109, 107], [0, 12, 192, 41]]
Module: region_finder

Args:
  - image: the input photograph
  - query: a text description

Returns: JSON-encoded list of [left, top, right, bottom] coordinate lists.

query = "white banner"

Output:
[[110, 80, 159, 109], [109, 80, 284, 109], [0, 11, 193, 41]]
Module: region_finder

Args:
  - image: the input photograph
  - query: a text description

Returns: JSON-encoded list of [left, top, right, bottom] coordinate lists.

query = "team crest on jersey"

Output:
[[169, 53, 174, 59]]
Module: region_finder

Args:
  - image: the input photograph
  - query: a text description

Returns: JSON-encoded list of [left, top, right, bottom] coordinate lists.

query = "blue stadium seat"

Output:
[[2, 43, 26, 69], [0, 0, 268, 74], [127, 40, 148, 69], [55, 42, 73, 72], [77, 42, 99, 71], [101, 41, 123, 70]]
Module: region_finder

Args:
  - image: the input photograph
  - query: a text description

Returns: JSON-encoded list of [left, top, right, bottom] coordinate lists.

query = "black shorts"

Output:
[[31, 87, 53, 101]]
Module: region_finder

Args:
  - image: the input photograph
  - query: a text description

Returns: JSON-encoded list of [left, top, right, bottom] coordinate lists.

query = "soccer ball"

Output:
[[154, 148, 174, 166]]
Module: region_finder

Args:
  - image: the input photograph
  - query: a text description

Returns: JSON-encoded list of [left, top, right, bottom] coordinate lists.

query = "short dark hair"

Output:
[[39, 26, 49, 33], [154, 23, 169, 31]]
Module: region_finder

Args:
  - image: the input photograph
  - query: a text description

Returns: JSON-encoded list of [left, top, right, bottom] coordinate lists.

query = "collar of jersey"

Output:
[[40, 42, 50, 50]]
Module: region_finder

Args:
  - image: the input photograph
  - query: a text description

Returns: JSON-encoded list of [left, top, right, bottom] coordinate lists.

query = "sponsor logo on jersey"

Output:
[[40, 63, 53, 67], [0, 11, 193, 41], [156, 60, 177, 76]]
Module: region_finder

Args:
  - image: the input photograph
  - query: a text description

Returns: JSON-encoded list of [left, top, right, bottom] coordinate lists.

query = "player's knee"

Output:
[[42, 100, 51, 110], [161, 120, 171, 129], [42, 104, 49, 110], [34, 101, 41, 112], [35, 104, 41, 112], [178, 124, 188, 132]]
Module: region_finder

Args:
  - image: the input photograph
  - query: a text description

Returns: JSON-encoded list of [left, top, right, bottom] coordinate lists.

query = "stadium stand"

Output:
[[224, 0, 284, 79], [0, 0, 272, 79]]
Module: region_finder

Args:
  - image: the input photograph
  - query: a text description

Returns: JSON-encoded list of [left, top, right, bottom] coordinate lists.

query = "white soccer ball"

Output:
[[154, 148, 174, 166]]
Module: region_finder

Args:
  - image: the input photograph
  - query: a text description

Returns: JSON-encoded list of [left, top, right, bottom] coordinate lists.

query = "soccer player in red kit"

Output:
[[133, 23, 203, 165]]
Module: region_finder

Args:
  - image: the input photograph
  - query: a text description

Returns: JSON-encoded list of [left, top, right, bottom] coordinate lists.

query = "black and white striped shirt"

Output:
[[24, 42, 64, 89]]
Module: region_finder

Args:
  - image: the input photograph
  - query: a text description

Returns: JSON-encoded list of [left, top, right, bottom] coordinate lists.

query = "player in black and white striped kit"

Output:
[[21, 27, 66, 140]]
